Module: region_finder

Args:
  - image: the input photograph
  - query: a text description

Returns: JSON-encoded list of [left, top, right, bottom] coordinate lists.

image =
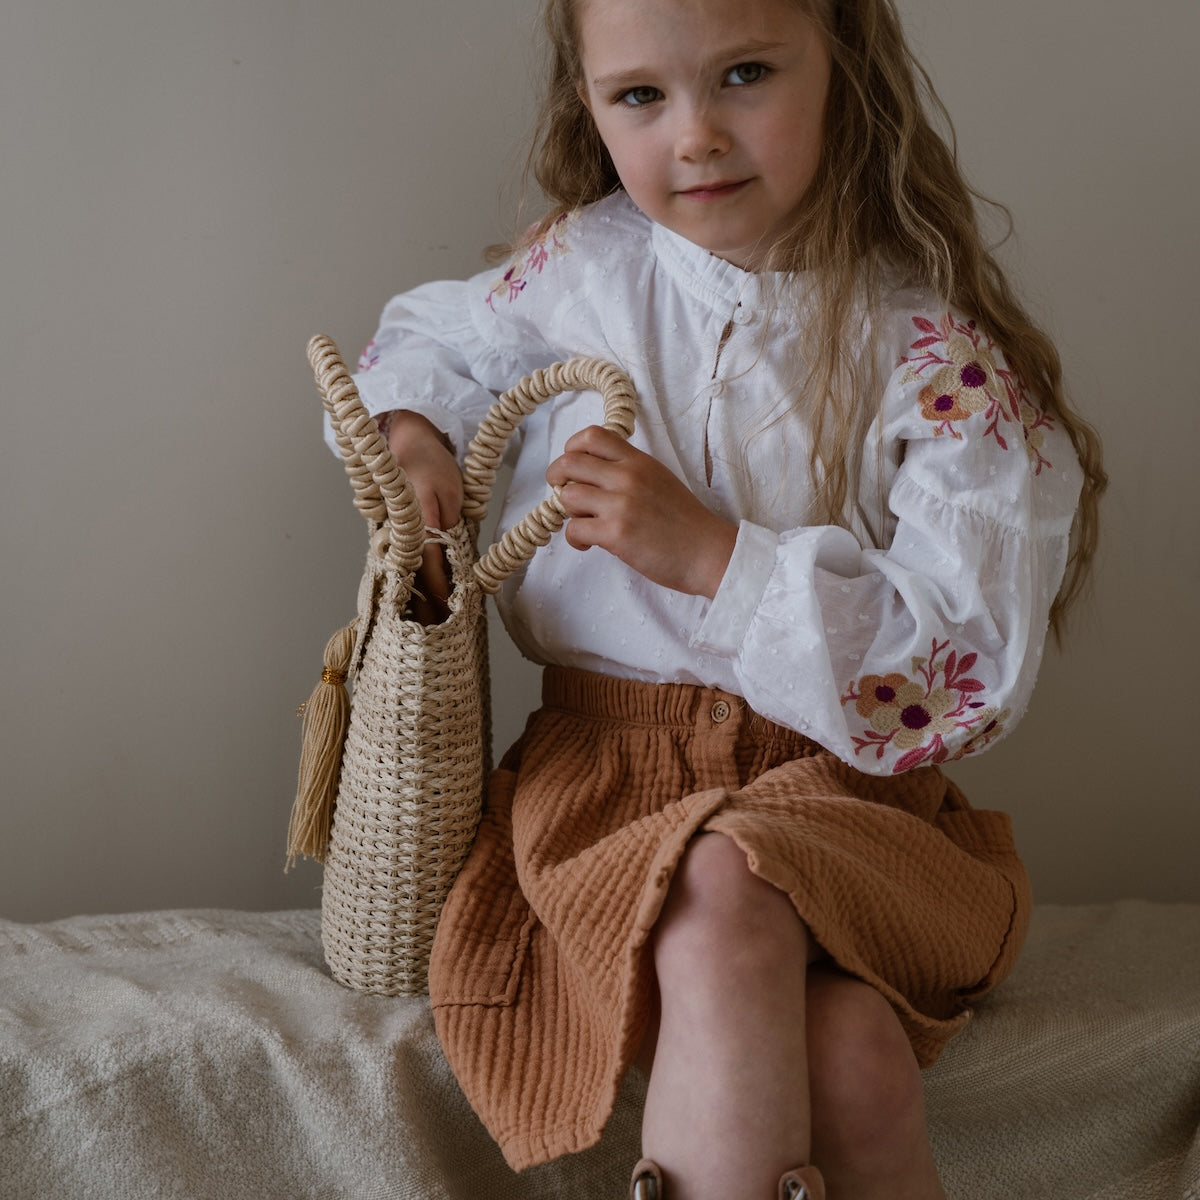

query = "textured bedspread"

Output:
[[1, 903, 1197, 1200]]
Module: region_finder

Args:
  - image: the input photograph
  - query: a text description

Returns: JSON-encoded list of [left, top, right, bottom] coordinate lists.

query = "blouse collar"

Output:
[[649, 213, 797, 317]]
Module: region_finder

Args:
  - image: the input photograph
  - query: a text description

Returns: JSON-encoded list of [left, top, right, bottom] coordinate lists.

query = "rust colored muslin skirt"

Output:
[[428, 667, 1031, 1170]]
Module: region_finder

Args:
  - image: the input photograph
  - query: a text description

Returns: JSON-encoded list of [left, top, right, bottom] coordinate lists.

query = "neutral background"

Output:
[[2, 0, 1196, 923]]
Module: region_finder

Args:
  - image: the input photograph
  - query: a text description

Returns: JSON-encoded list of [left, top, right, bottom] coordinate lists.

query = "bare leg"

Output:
[[640, 832, 818, 1199], [806, 968, 947, 1200], [638, 833, 947, 1199]]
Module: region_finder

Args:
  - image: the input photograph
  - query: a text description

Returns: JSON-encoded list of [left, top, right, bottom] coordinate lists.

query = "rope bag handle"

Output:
[[288, 339, 635, 868], [307, 335, 638, 593], [309, 335, 427, 578], [461, 356, 636, 592]]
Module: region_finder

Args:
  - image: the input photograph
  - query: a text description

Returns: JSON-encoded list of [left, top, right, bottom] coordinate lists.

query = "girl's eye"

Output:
[[618, 85, 662, 107], [725, 62, 768, 86]]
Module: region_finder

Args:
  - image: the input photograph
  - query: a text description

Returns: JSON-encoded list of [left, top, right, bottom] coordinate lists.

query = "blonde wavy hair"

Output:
[[522, 0, 1105, 636]]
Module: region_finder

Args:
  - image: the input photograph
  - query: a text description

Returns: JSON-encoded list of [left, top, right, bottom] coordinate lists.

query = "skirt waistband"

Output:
[[540, 666, 820, 753]]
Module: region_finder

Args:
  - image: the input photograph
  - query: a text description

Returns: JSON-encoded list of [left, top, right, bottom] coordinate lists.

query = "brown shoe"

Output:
[[629, 1159, 663, 1199], [779, 1165, 826, 1200]]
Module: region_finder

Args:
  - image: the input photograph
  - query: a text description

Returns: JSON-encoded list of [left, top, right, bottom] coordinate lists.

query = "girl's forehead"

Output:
[[569, 0, 834, 36], [575, 0, 820, 52]]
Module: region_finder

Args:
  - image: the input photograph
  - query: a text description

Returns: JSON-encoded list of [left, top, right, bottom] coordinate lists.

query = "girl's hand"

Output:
[[546, 426, 737, 599], [384, 410, 463, 624]]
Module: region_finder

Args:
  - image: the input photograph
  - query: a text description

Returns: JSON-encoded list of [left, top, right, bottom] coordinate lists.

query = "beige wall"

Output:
[[1, 1, 1196, 922]]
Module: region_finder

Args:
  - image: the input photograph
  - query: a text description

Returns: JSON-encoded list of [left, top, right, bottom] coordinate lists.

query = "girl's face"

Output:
[[576, 0, 830, 271]]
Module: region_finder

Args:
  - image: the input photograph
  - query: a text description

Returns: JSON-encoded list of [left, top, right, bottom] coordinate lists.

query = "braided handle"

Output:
[[309, 336, 638, 595], [462, 357, 637, 593], [308, 335, 425, 577]]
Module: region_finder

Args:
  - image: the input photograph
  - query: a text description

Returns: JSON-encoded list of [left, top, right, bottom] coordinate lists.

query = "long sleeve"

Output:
[[692, 310, 1083, 775], [329, 195, 1084, 776], [331, 209, 613, 460], [326, 275, 550, 459]]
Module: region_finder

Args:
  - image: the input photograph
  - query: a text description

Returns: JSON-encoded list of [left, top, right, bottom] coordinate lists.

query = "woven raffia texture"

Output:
[[321, 518, 490, 996], [305, 337, 637, 996]]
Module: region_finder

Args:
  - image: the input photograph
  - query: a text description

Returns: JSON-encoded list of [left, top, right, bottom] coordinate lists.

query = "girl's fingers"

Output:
[[545, 426, 737, 598], [376, 409, 463, 624], [546, 426, 634, 490], [554, 478, 610, 519], [409, 542, 451, 626], [420, 541, 452, 602], [560, 511, 615, 552], [562, 424, 630, 459], [405, 484, 457, 626]]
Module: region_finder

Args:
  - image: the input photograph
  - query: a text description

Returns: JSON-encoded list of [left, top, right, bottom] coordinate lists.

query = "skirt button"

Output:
[[710, 700, 731, 724]]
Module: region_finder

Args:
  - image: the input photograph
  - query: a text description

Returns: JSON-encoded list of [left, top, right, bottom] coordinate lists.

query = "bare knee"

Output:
[[654, 833, 812, 971], [807, 969, 930, 1168], [660, 832, 769, 928]]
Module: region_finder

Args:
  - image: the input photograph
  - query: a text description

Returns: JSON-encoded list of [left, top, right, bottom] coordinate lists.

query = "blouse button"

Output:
[[711, 700, 732, 724]]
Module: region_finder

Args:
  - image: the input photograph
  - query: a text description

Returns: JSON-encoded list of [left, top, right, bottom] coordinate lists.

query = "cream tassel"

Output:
[[286, 620, 357, 868]]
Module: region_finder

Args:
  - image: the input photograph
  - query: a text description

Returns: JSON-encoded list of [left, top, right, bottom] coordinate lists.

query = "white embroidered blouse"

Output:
[[341, 192, 1083, 775]]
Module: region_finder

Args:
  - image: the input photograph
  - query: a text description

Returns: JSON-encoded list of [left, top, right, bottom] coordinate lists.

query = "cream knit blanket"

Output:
[[0, 903, 1196, 1200]]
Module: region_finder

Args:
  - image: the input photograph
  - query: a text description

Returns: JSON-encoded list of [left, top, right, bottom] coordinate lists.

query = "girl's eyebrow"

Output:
[[589, 38, 788, 92]]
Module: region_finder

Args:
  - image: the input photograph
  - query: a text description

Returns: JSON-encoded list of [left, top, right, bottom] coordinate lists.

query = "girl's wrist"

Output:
[[384, 409, 454, 460], [692, 518, 739, 600]]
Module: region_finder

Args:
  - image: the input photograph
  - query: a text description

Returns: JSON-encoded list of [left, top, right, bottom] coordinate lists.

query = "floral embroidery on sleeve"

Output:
[[841, 638, 1010, 772], [358, 339, 380, 372], [901, 314, 1054, 473], [485, 212, 576, 310]]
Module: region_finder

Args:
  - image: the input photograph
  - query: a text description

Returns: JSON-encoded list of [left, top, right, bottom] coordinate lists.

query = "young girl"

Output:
[[342, 0, 1104, 1195]]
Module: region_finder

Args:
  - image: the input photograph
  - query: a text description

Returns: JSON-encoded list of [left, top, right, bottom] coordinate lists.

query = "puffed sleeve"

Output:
[[327, 211, 587, 458], [692, 309, 1084, 774]]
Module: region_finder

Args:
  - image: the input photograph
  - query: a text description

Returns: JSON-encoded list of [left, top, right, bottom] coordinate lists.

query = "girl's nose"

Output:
[[675, 105, 731, 161]]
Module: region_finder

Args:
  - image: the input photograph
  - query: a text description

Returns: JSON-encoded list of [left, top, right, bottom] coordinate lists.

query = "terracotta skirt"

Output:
[[428, 668, 1031, 1170]]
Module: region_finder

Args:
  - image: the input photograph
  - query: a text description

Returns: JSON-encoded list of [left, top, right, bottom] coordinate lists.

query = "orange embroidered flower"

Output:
[[853, 673, 910, 718]]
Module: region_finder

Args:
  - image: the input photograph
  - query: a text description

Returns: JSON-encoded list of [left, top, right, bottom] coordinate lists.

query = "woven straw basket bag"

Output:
[[287, 335, 637, 996]]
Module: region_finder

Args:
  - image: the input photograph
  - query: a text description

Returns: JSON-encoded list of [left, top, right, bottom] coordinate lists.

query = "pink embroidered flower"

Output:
[[358, 340, 380, 372], [485, 213, 575, 311], [916, 334, 1002, 428], [861, 681, 960, 750], [901, 314, 1056, 472], [1020, 401, 1046, 453], [842, 639, 999, 773], [958, 707, 1010, 756], [486, 263, 529, 309]]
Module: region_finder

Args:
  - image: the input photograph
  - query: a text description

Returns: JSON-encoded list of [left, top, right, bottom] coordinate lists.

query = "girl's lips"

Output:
[[678, 179, 749, 200]]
